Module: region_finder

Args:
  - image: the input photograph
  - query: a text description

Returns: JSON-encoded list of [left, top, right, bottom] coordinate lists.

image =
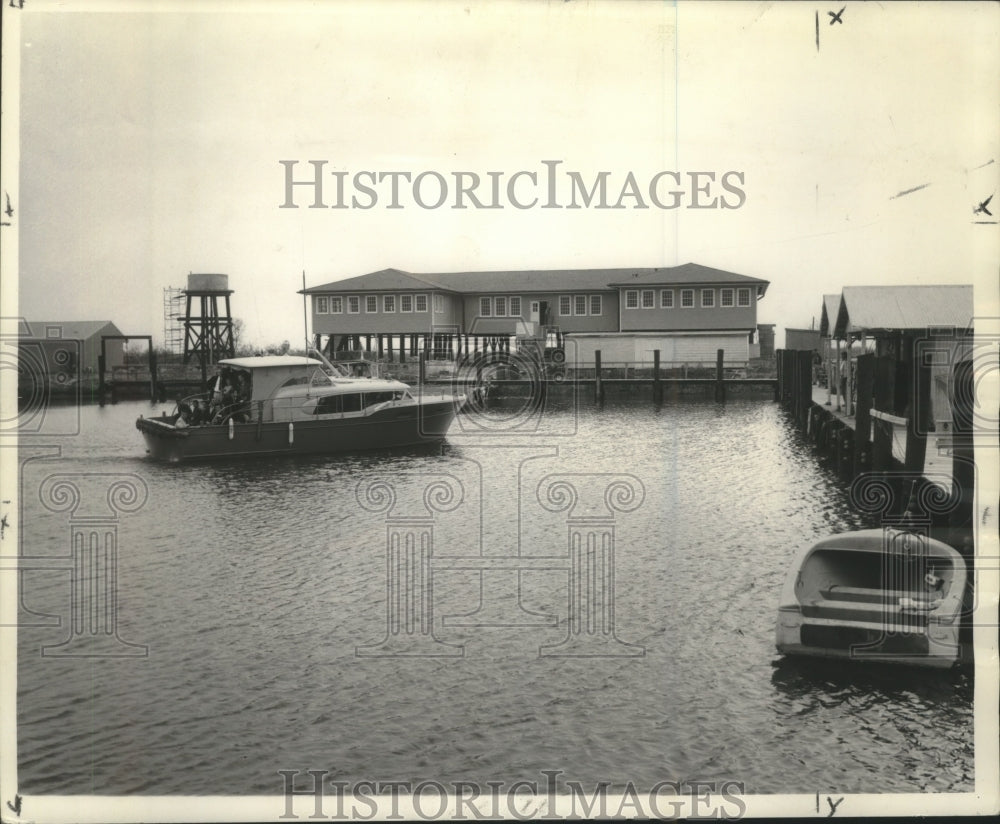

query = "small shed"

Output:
[[18, 320, 126, 378], [784, 327, 821, 353]]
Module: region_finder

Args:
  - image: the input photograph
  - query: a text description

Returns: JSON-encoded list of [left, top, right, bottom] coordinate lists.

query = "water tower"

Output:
[[182, 273, 235, 378]]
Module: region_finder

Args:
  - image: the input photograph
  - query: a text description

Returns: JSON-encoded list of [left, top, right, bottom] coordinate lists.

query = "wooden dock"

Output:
[[776, 348, 974, 554], [424, 348, 776, 404]]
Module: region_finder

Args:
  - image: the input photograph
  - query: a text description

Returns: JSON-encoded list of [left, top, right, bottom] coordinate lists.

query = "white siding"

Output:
[[566, 333, 748, 365]]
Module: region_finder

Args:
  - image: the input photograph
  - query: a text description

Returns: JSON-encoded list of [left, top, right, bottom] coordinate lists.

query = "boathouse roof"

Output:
[[833, 285, 974, 338], [302, 263, 769, 295], [818, 294, 840, 338]]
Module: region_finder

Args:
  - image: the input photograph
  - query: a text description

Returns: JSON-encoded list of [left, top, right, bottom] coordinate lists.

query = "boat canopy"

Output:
[[218, 356, 323, 369], [216, 356, 330, 403]]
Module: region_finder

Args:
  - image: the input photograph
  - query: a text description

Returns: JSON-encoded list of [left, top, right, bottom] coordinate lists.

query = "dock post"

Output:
[[714, 349, 725, 402], [871, 355, 896, 474], [653, 350, 662, 405], [797, 350, 812, 427], [148, 347, 158, 401], [595, 350, 604, 404], [97, 353, 106, 402], [852, 353, 875, 477], [773, 350, 781, 401], [419, 351, 427, 386], [904, 357, 931, 476]]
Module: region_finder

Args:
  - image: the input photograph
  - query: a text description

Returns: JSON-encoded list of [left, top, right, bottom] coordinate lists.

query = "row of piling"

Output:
[[776, 347, 974, 553]]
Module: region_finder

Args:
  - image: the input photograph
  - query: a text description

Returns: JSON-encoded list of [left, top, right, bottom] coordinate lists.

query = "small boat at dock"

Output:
[[136, 352, 466, 461], [775, 528, 968, 669]]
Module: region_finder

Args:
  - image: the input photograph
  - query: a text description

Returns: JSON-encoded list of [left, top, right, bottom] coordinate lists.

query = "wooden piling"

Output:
[[852, 353, 875, 477], [419, 351, 426, 385], [653, 350, 662, 404], [797, 350, 813, 426], [595, 350, 604, 404], [904, 359, 931, 475], [148, 349, 158, 401], [714, 349, 725, 402], [871, 355, 896, 472], [772, 351, 780, 401]]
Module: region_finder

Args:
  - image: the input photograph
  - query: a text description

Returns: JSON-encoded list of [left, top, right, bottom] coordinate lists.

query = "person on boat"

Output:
[[190, 398, 208, 425], [176, 400, 193, 427]]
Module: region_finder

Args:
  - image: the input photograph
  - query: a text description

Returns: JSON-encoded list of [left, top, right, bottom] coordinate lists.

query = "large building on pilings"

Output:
[[300, 263, 769, 364]]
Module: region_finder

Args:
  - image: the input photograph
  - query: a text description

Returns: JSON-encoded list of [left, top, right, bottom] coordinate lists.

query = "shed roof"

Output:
[[303, 262, 769, 295], [833, 285, 974, 338], [19, 320, 122, 340]]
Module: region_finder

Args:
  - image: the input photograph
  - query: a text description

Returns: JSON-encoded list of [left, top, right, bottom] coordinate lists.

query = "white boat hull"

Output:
[[775, 529, 968, 669]]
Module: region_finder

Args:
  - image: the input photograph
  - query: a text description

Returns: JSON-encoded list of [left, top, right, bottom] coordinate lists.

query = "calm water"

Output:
[[15, 395, 973, 795]]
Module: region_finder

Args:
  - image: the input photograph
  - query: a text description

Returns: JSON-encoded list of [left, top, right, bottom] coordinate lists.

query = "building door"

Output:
[[539, 301, 550, 326], [530, 301, 540, 323]]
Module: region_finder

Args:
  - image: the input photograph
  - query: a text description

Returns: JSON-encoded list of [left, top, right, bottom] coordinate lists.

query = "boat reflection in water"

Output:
[[136, 351, 466, 462], [775, 528, 969, 669]]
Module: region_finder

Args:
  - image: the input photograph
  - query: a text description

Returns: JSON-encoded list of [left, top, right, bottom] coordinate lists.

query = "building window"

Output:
[[509, 296, 521, 316], [348, 296, 360, 314], [316, 296, 329, 314], [330, 296, 343, 314], [365, 295, 378, 313], [559, 295, 572, 316], [701, 289, 715, 308], [641, 289, 654, 308], [660, 289, 674, 308], [574, 295, 587, 316], [480, 297, 493, 317], [400, 294, 413, 313], [590, 295, 602, 316], [434, 294, 444, 313], [681, 289, 694, 308], [737, 288, 751, 307], [720, 288, 734, 308], [383, 295, 395, 313], [625, 290, 638, 309], [415, 294, 428, 312], [495, 296, 507, 317]]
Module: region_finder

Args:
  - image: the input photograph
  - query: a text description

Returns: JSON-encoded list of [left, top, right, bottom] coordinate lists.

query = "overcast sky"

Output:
[[9, 0, 999, 349]]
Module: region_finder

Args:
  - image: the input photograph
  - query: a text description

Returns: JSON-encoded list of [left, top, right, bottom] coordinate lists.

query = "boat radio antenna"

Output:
[[301, 270, 309, 356]]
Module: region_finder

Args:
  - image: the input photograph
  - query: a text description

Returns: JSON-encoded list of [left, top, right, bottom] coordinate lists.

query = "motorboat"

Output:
[[775, 528, 968, 668], [136, 352, 466, 461]]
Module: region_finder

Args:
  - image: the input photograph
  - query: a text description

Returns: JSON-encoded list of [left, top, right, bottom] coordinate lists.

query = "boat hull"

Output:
[[137, 399, 461, 462], [775, 529, 968, 669]]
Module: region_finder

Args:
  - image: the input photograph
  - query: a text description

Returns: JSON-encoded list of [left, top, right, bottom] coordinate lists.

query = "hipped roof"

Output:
[[302, 263, 769, 296]]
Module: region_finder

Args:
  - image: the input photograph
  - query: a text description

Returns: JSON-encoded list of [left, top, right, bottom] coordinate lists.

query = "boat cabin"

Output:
[[176, 355, 419, 427]]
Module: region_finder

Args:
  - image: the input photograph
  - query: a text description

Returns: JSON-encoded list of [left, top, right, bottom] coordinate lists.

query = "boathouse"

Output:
[[829, 284, 974, 421], [301, 263, 769, 364]]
